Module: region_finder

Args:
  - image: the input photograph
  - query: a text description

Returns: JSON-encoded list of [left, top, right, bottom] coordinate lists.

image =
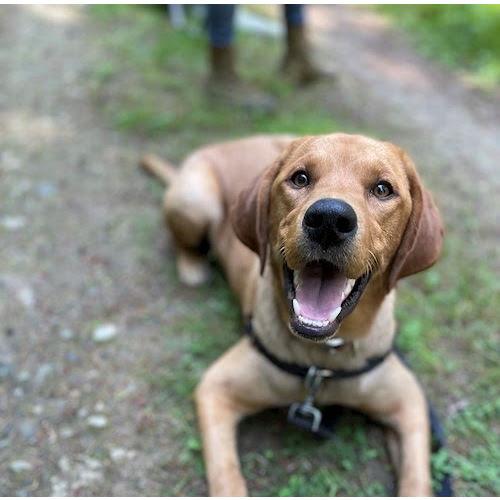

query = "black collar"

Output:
[[244, 319, 393, 380]]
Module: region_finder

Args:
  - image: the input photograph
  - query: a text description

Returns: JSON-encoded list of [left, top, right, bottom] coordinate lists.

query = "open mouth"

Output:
[[284, 260, 371, 342]]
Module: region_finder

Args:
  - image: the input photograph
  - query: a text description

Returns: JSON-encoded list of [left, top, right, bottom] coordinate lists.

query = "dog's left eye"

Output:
[[290, 170, 310, 188], [372, 181, 394, 199]]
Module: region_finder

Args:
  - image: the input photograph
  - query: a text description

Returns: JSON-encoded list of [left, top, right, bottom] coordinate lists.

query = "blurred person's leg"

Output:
[[207, 5, 237, 81], [168, 5, 186, 29], [206, 5, 276, 113], [281, 5, 323, 85]]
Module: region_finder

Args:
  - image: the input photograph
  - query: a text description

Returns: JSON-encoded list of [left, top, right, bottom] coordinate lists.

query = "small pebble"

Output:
[[34, 363, 53, 385], [87, 415, 108, 429], [16, 286, 35, 308], [32, 404, 43, 416], [59, 427, 75, 439], [110, 448, 126, 462], [0, 362, 13, 380], [77, 407, 88, 419], [13, 387, 24, 398], [83, 456, 102, 470], [9, 460, 33, 473], [58, 456, 70, 473], [94, 401, 105, 412], [92, 323, 117, 343], [110, 447, 136, 462], [17, 370, 30, 382], [1, 151, 21, 171], [18, 419, 38, 442], [64, 351, 79, 363], [50, 476, 68, 496], [1, 216, 26, 230], [59, 328, 74, 340], [36, 182, 57, 198]]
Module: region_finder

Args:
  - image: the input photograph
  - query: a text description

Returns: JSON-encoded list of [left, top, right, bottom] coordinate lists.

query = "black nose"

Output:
[[303, 198, 358, 248]]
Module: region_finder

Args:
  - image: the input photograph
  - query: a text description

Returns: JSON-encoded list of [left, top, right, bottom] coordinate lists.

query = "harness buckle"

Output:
[[305, 365, 332, 393], [287, 366, 329, 434], [287, 401, 323, 433]]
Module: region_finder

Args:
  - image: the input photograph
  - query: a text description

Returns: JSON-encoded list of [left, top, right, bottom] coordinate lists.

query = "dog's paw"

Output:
[[177, 253, 211, 287]]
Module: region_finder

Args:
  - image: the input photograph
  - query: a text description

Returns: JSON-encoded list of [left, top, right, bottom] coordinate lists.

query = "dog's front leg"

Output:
[[391, 390, 432, 497], [385, 360, 432, 496], [196, 381, 248, 496], [360, 356, 432, 496], [195, 339, 289, 496]]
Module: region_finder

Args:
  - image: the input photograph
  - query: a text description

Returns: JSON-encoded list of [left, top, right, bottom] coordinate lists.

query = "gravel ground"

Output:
[[1, 5, 180, 495], [1, 5, 498, 495]]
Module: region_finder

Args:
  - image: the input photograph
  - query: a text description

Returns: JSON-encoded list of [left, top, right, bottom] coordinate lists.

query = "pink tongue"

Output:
[[295, 263, 347, 321]]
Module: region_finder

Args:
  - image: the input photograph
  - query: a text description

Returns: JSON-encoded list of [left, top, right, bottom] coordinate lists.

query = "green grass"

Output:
[[89, 4, 342, 146], [379, 5, 500, 89], [90, 5, 499, 496]]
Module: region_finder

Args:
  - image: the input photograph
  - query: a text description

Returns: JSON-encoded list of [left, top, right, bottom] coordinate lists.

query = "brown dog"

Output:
[[141, 133, 443, 496]]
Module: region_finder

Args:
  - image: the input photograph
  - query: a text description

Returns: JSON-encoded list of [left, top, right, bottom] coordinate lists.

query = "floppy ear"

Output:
[[231, 160, 281, 275], [387, 155, 444, 290]]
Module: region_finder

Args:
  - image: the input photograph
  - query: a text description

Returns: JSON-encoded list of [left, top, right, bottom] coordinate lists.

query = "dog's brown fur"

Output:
[[141, 134, 443, 496]]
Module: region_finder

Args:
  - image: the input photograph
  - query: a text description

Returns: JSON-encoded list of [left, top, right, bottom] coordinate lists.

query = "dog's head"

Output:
[[231, 134, 443, 342]]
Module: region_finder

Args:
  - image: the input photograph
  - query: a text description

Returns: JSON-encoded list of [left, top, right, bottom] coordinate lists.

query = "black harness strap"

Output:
[[244, 319, 393, 380]]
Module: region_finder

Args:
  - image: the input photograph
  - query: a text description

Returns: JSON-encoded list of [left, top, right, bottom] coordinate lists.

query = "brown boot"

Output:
[[207, 45, 276, 114], [209, 45, 239, 83], [281, 24, 324, 85]]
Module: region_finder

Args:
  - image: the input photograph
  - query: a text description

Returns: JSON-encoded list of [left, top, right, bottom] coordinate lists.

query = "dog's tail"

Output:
[[139, 154, 177, 185]]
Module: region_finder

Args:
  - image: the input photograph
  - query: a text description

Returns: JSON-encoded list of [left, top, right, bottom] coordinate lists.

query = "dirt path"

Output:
[[0, 5, 185, 495], [1, 5, 498, 496]]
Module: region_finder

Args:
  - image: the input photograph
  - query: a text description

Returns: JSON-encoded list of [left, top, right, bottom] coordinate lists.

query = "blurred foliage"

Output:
[[89, 5, 343, 143], [380, 5, 500, 87]]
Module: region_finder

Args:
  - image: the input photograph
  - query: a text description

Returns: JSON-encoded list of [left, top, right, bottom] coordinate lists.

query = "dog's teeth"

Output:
[[343, 279, 355, 297], [329, 306, 342, 322], [292, 298, 301, 316], [297, 315, 330, 328], [293, 271, 301, 290], [297, 316, 329, 328]]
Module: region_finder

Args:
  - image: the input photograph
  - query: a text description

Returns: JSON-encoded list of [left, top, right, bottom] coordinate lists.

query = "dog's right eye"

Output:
[[372, 180, 394, 199], [290, 170, 310, 188]]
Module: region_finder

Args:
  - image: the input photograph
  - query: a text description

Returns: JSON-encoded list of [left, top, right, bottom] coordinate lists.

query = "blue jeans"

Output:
[[207, 5, 304, 48]]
